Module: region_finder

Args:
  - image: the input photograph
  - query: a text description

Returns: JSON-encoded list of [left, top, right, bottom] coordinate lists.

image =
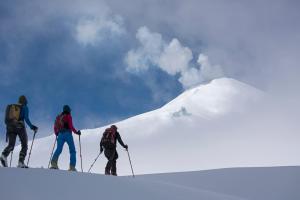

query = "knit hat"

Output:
[[63, 105, 71, 113], [18, 95, 27, 105], [111, 125, 118, 130]]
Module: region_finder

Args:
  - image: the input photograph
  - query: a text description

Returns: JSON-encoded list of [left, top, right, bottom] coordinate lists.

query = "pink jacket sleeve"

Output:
[[66, 114, 78, 134]]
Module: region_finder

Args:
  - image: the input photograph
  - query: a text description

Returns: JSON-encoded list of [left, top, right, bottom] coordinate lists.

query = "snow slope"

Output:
[[0, 166, 299, 200], [141, 166, 300, 200], [12, 78, 300, 175]]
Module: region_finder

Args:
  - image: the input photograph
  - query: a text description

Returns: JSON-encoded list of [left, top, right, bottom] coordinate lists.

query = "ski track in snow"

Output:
[[0, 167, 243, 200], [0, 166, 299, 200]]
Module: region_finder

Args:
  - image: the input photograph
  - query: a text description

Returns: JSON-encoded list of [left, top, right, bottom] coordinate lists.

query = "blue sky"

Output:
[[1, 0, 300, 139], [0, 0, 184, 138]]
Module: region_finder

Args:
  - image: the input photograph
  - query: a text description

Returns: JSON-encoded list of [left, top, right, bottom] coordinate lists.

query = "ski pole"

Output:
[[126, 149, 135, 178], [27, 130, 37, 166], [48, 135, 57, 168], [88, 151, 102, 173], [79, 135, 83, 172], [9, 151, 13, 167]]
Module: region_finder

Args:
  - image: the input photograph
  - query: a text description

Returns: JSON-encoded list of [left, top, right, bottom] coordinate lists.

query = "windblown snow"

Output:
[[12, 78, 300, 175]]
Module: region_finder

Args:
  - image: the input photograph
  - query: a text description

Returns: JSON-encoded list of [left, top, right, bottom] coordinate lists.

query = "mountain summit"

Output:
[[162, 77, 263, 118]]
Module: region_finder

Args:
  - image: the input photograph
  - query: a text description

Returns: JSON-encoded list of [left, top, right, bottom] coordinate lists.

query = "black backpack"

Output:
[[101, 128, 116, 149]]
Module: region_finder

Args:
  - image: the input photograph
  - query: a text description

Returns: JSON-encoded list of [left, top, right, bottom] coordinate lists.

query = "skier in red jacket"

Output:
[[50, 105, 81, 171]]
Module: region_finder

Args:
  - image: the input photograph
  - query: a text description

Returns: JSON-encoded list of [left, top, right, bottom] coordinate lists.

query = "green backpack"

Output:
[[5, 104, 22, 124]]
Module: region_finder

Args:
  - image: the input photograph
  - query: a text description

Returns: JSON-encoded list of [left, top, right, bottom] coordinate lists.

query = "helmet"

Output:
[[63, 105, 71, 113], [18, 95, 27, 105]]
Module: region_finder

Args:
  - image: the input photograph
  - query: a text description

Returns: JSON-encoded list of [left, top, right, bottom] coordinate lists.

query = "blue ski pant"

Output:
[[52, 131, 76, 166]]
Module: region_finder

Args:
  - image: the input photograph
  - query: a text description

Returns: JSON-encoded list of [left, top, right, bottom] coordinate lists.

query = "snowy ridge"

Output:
[[161, 78, 263, 117], [86, 77, 264, 138], [0, 166, 299, 200]]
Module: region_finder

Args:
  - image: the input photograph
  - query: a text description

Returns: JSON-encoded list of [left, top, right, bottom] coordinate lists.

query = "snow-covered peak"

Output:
[[111, 77, 263, 130], [161, 77, 263, 118]]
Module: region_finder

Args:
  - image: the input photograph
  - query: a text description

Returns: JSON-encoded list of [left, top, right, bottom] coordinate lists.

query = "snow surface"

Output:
[[11, 78, 300, 175], [0, 166, 299, 200]]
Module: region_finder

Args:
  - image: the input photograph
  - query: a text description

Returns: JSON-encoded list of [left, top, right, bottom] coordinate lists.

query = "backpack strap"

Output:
[[5, 105, 10, 125]]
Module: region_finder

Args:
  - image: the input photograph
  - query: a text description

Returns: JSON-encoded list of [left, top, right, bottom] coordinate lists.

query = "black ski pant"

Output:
[[104, 148, 118, 175], [2, 126, 28, 163]]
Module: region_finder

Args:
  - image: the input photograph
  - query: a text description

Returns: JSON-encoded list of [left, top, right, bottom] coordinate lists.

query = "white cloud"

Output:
[[179, 68, 203, 89], [125, 26, 164, 72], [75, 15, 125, 46], [179, 54, 224, 88], [125, 26, 224, 89], [197, 54, 223, 81], [159, 38, 193, 75], [125, 50, 149, 72], [136, 26, 164, 57]]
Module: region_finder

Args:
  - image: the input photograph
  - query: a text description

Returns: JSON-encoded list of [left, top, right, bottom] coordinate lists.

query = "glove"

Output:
[[31, 125, 38, 132], [124, 145, 128, 150], [100, 146, 103, 153], [77, 130, 81, 135]]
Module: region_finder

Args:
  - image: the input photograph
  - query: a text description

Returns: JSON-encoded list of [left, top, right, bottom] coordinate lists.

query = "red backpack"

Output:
[[54, 114, 67, 135], [101, 128, 116, 149]]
